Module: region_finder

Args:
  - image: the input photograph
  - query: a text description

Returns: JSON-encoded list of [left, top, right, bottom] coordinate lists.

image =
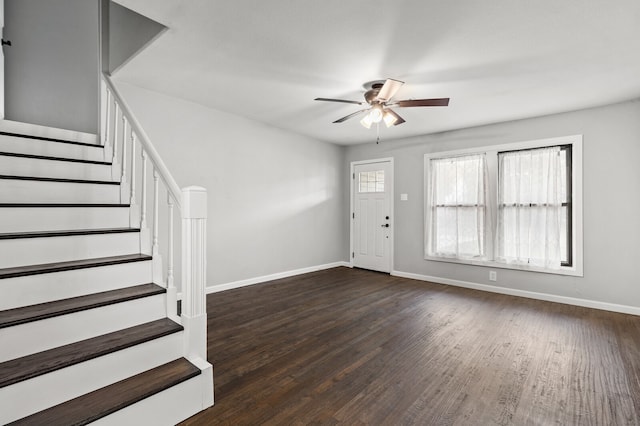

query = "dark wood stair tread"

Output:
[[0, 318, 183, 389], [0, 131, 103, 148], [0, 151, 111, 165], [0, 174, 119, 185], [0, 283, 165, 329], [0, 253, 152, 279], [9, 358, 200, 426], [0, 227, 141, 240]]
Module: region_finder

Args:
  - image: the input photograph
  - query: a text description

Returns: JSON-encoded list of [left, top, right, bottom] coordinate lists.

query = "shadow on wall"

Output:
[[104, 0, 167, 75]]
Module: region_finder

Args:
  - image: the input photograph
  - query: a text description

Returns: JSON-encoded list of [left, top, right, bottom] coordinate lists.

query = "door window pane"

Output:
[[359, 170, 384, 193]]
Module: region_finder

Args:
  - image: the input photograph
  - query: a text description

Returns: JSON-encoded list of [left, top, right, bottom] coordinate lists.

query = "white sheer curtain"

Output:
[[497, 146, 562, 269], [427, 154, 487, 259]]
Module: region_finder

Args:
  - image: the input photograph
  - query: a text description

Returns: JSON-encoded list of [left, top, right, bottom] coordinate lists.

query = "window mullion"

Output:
[[485, 151, 499, 261]]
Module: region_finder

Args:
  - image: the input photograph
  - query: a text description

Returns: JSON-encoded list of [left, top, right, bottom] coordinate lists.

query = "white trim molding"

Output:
[[392, 270, 640, 316], [424, 134, 583, 277], [203, 262, 351, 295]]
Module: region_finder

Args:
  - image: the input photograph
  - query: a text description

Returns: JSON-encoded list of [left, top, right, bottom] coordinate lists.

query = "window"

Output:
[[496, 146, 571, 270], [426, 155, 487, 259], [424, 136, 582, 276], [359, 170, 385, 193]]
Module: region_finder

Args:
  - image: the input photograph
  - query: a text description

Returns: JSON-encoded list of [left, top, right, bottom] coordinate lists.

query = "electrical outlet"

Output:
[[489, 271, 497, 281]]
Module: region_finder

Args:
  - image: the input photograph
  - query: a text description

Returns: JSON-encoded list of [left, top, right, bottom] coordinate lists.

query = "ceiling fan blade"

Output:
[[385, 108, 406, 126], [333, 108, 369, 123], [395, 98, 450, 107], [315, 97, 364, 105], [376, 78, 404, 102]]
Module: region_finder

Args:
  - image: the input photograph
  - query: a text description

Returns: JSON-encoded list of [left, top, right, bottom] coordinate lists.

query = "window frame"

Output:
[[427, 154, 488, 260], [424, 135, 583, 277], [496, 144, 572, 267], [562, 145, 573, 267]]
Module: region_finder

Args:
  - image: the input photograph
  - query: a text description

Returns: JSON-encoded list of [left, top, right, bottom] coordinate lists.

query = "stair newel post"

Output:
[[151, 168, 163, 284], [166, 193, 177, 319], [129, 132, 140, 227], [181, 186, 208, 362], [120, 116, 130, 203], [140, 149, 150, 254]]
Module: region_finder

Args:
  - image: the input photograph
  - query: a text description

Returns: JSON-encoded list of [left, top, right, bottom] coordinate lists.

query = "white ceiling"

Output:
[[114, 0, 640, 145]]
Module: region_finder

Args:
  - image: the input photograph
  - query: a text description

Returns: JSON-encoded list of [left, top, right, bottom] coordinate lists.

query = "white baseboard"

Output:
[[392, 270, 640, 316], [205, 261, 350, 295], [177, 261, 350, 299]]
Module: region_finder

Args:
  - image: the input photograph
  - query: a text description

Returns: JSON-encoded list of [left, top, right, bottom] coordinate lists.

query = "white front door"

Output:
[[353, 160, 393, 273]]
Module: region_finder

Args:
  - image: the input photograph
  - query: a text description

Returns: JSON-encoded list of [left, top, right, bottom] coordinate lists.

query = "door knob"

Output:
[[1, 39, 12, 47], [381, 224, 389, 228]]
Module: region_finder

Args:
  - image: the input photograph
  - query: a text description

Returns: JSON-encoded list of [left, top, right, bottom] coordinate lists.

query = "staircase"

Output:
[[0, 77, 213, 425]]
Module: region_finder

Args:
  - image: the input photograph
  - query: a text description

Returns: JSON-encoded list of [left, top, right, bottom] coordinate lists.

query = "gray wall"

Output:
[[110, 75, 640, 309], [3, 0, 99, 134], [345, 100, 640, 308], [107, 1, 166, 74], [114, 81, 347, 288]]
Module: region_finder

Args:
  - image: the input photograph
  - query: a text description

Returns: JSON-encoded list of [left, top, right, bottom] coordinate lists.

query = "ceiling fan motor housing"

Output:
[[364, 83, 384, 105]]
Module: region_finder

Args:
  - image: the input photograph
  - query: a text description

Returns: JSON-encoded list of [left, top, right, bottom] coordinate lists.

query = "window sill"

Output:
[[423, 255, 583, 277]]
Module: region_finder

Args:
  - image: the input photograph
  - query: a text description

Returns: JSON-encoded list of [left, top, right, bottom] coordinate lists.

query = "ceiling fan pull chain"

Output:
[[376, 123, 380, 144]]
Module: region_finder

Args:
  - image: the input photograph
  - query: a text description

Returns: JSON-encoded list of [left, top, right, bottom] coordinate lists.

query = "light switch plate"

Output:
[[400, 193, 408, 201]]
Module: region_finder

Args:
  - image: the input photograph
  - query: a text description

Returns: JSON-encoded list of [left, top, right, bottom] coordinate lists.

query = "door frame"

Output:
[[349, 157, 394, 272]]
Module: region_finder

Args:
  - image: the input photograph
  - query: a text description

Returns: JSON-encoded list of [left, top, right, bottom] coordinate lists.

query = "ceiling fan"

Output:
[[315, 79, 449, 129]]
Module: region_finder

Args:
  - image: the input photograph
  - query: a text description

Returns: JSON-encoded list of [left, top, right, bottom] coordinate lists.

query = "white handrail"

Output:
[[102, 74, 182, 209], [100, 72, 209, 363]]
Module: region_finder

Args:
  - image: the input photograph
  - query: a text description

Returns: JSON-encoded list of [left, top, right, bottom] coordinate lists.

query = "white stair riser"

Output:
[[0, 155, 113, 181], [0, 232, 141, 269], [0, 294, 166, 362], [0, 206, 130, 233], [0, 119, 99, 145], [0, 179, 121, 203], [0, 332, 183, 425], [0, 120, 212, 425], [0, 207, 129, 233], [0, 261, 153, 310], [0, 135, 104, 162], [94, 368, 211, 426]]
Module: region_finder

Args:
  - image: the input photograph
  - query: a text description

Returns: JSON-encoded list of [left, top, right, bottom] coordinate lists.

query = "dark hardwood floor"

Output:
[[181, 267, 640, 425]]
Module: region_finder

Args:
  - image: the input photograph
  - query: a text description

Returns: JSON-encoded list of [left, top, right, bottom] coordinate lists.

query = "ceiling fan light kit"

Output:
[[383, 111, 397, 127], [315, 78, 450, 133], [368, 104, 384, 123], [360, 114, 373, 129]]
